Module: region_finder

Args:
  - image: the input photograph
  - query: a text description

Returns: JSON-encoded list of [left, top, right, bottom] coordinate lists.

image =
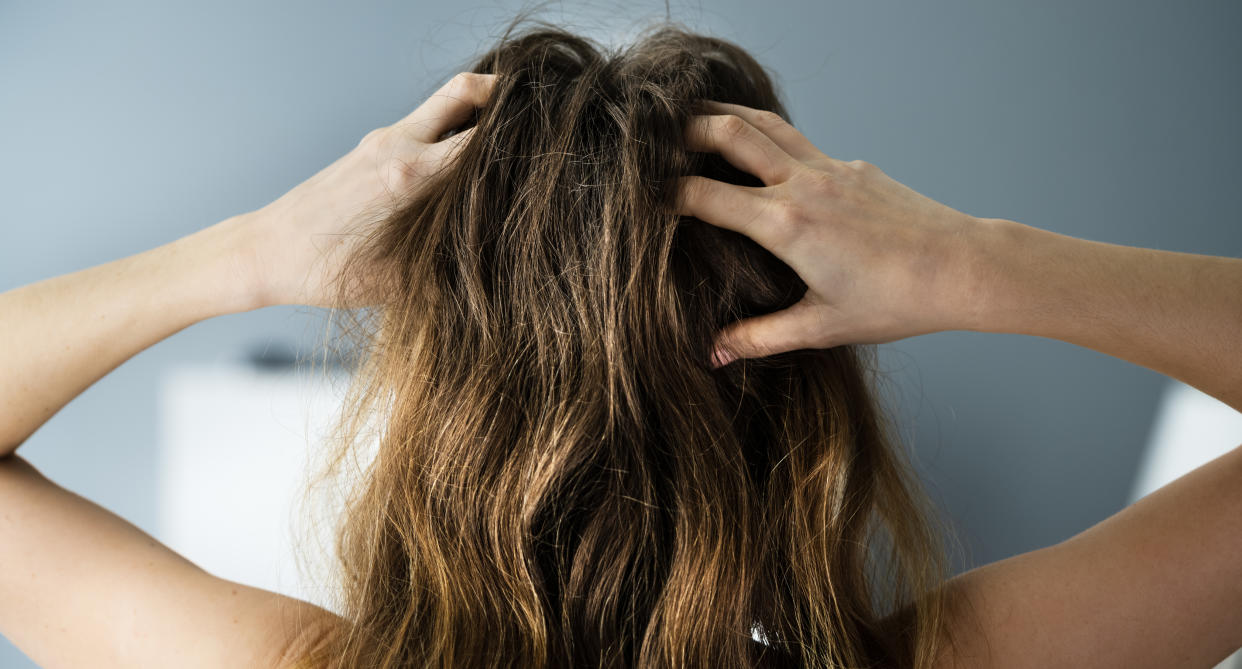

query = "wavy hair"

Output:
[[300, 22, 954, 669]]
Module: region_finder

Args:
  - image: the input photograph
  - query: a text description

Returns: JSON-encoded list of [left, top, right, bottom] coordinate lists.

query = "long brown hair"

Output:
[[301, 21, 954, 669]]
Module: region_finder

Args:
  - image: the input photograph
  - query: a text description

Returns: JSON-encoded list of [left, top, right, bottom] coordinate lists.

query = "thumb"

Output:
[[709, 301, 819, 368]]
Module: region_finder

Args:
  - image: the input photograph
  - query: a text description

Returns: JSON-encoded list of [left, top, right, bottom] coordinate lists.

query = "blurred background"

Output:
[[2, 1, 1240, 666]]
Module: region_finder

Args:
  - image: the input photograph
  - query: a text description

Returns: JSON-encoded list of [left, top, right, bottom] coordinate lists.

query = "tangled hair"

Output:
[[302, 21, 954, 669]]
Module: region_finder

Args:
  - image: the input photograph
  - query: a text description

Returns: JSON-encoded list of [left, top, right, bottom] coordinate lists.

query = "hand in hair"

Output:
[[678, 101, 988, 366], [237, 72, 497, 308]]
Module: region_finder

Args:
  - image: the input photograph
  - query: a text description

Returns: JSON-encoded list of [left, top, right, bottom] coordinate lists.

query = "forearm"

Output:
[[965, 218, 1242, 412], [0, 216, 260, 456]]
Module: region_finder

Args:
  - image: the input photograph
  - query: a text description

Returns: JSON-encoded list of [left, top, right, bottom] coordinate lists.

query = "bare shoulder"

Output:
[[211, 582, 342, 669], [270, 604, 341, 669], [163, 576, 341, 669], [929, 444, 1242, 669], [0, 454, 341, 669]]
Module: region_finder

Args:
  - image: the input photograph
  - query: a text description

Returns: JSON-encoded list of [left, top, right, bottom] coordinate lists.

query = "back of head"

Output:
[[310, 21, 950, 669]]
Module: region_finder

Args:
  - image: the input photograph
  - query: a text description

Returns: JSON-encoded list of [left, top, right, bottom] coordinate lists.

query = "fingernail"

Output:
[[710, 346, 735, 368]]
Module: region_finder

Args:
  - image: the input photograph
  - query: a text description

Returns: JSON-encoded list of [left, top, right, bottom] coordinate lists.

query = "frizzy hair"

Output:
[[300, 21, 956, 669]]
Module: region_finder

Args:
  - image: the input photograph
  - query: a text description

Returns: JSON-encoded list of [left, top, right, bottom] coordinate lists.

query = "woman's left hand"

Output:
[[235, 72, 496, 309]]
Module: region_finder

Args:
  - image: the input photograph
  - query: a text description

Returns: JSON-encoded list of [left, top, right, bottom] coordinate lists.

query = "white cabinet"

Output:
[[156, 362, 357, 614], [1130, 381, 1242, 669]]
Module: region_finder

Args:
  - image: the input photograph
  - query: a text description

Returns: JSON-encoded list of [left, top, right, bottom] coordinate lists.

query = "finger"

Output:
[[676, 176, 791, 250], [700, 100, 826, 162], [686, 114, 799, 186], [397, 72, 497, 143], [377, 127, 478, 202], [710, 300, 822, 367], [421, 125, 477, 166]]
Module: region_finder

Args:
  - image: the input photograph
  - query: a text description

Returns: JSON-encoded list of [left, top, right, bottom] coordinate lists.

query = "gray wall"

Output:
[[2, 1, 1239, 665]]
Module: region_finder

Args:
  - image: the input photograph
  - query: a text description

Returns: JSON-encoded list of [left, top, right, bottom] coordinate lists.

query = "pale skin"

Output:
[[681, 102, 1242, 667], [1, 75, 1239, 669], [0, 71, 496, 669]]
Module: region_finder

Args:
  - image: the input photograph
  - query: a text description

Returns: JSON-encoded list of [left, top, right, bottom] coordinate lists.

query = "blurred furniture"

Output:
[[1129, 380, 1242, 669], [1130, 380, 1242, 502], [156, 357, 351, 613], [156, 362, 1242, 663]]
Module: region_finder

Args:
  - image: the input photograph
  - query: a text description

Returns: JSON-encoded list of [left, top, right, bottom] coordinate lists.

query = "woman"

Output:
[[1, 24, 1239, 669]]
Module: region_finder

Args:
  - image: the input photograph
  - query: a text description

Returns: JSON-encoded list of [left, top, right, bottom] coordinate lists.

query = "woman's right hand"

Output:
[[679, 102, 993, 367]]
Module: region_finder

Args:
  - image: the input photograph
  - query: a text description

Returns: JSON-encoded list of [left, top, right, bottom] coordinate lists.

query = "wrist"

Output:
[[954, 216, 1038, 334], [186, 214, 272, 314], [960, 216, 1085, 337]]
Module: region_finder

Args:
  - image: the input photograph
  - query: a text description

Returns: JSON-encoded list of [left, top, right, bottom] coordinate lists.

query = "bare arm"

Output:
[[966, 218, 1242, 413], [0, 72, 496, 458], [677, 102, 1242, 668], [0, 219, 258, 457], [0, 218, 338, 667], [0, 72, 495, 666], [933, 219, 1242, 668], [936, 441, 1242, 668], [0, 454, 337, 668]]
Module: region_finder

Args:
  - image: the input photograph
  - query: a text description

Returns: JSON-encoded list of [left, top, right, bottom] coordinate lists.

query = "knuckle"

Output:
[[847, 158, 874, 173], [358, 126, 390, 149], [768, 198, 807, 233], [753, 109, 787, 129], [804, 169, 840, 196], [715, 113, 749, 137], [448, 71, 485, 99], [381, 156, 419, 190]]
